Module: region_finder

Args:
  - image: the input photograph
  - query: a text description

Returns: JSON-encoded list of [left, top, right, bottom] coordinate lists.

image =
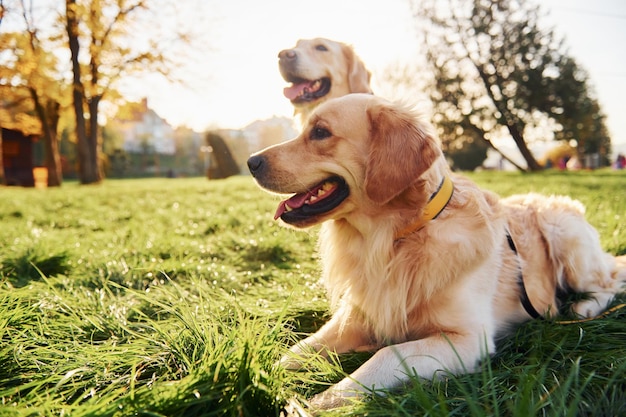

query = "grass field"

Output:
[[1, 171, 625, 416]]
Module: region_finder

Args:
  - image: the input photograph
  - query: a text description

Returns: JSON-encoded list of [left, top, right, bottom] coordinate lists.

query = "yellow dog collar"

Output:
[[395, 175, 454, 240]]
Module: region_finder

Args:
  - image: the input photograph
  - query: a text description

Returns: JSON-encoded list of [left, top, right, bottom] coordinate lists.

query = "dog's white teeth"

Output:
[[309, 195, 318, 203], [285, 204, 293, 212]]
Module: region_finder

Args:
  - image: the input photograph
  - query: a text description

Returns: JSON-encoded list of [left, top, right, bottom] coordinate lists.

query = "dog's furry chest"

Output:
[[319, 223, 456, 341], [318, 211, 506, 342]]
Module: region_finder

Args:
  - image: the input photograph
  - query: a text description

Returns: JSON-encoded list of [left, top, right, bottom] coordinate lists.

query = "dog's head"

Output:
[[278, 38, 372, 123], [248, 94, 443, 228]]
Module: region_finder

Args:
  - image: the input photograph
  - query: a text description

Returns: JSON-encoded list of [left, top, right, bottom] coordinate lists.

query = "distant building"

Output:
[[210, 116, 297, 174], [116, 98, 175, 155], [243, 116, 297, 153]]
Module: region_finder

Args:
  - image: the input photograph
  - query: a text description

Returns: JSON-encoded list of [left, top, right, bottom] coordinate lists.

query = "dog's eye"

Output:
[[311, 126, 332, 140], [315, 44, 328, 52]]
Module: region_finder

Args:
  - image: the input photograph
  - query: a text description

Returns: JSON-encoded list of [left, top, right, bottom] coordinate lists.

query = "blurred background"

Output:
[[1, 0, 625, 186]]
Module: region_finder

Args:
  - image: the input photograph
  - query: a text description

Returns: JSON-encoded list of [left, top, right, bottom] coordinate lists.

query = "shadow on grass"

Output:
[[238, 241, 296, 270], [1, 248, 71, 287], [286, 308, 330, 335]]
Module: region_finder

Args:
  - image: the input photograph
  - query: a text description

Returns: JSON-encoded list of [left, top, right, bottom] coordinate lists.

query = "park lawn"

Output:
[[0, 170, 625, 416]]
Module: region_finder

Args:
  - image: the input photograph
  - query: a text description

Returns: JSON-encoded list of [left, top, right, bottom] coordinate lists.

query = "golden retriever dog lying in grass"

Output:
[[279, 38, 372, 126], [247, 94, 626, 411]]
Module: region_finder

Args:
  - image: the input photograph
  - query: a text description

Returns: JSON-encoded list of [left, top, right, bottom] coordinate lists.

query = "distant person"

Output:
[[615, 154, 625, 170]]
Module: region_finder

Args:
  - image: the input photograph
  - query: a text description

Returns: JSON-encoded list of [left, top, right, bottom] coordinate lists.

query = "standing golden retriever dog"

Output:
[[279, 38, 372, 126], [247, 94, 626, 411]]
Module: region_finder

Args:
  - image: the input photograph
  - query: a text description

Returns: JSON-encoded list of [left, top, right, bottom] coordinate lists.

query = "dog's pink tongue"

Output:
[[283, 82, 310, 100], [274, 192, 310, 220]]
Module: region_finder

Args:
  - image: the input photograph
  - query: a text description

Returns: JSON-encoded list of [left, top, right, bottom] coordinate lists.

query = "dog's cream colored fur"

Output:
[[248, 94, 626, 411], [279, 38, 372, 126]]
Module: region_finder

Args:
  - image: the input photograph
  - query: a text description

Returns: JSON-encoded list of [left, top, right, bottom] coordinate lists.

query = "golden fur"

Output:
[[278, 38, 372, 126], [247, 94, 626, 411]]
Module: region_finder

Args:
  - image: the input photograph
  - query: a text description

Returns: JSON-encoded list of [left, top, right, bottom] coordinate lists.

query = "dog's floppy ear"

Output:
[[365, 102, 440, 204], [342, 44, 372, 94]]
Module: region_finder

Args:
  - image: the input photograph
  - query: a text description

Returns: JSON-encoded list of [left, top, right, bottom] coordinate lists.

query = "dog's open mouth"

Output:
[[274, 176, 349, 224], [283, 77, 331, 103]]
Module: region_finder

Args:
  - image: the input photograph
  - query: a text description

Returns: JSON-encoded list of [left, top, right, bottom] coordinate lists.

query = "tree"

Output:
[[450, 138, 489, 171], [0, 127, 3, 185], [65, 0, 90, 182], [2, 0, 208, 184], [64, 0, 195, 184], [0, 33, 65, 186], [20, 1, 64, 186], [0, 0, 66, 186], [0, 1, 5, 27], [548, 57, 611, 165], [408, 0, 610, 171]]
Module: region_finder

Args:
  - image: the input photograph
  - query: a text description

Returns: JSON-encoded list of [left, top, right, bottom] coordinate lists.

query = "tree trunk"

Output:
[[0, 128, 5, 185], [29, 88, 63, 187], [473, 64, 543, 171], [466, 122, 527, 171], [45, 101, 63, 186], [66, 0, 100, 184], [504, 123, 542, 171], [88, 96, 103, 181]]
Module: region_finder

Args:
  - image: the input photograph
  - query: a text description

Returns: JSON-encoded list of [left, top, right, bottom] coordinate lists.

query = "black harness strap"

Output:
[[506, 231, 544, 320]]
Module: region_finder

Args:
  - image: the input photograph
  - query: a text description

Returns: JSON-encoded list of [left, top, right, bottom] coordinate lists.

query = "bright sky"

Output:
[[124, 0, 626, 149]]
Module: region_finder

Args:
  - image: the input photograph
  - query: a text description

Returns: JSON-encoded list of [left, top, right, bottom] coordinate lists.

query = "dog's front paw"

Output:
[[309, 390, 351, 411], [278, 353, 305, 370], [281, 394, 348, 417], [308, 384, 363, 412], [281, 397, 313, 417], [571, 294, 615, 318]]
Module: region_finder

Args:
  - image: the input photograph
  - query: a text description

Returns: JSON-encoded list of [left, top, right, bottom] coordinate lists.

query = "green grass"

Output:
[[0, 171, 624, 416]]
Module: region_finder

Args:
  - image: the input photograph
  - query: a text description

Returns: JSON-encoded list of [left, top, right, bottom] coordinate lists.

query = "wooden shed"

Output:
[[1, 127, 39, 187]]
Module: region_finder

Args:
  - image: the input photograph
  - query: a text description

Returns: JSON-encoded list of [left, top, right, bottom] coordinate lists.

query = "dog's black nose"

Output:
[[247, 155, 266, 177]]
